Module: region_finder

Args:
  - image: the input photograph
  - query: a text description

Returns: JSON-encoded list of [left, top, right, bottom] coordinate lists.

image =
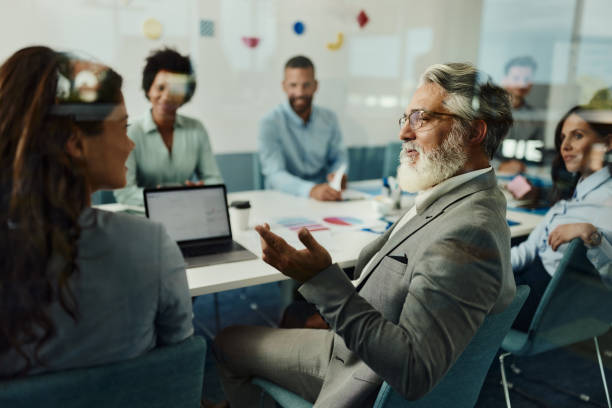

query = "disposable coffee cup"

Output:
[[229, 200, 251, 231]]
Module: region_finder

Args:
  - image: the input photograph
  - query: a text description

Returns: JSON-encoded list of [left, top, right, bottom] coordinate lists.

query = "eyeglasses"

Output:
[[399, 110, 462, 130]]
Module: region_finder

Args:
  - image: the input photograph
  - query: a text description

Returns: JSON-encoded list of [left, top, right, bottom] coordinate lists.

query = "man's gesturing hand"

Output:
[[255, 223, 332, 283]]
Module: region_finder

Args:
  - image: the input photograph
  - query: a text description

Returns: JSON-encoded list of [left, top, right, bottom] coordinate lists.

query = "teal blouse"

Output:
[[114, 110, 223, 205]]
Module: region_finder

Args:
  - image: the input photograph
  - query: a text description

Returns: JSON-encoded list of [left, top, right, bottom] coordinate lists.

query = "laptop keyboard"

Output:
[[181, 241, 241, 257]]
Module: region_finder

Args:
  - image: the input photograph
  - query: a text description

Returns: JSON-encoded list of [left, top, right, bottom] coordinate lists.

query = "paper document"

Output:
[[329, 164, 347, 191], [341, 189, 371, 201]]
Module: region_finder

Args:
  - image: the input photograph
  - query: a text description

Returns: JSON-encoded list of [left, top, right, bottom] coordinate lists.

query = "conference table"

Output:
[[96, 187, 544, 297], [185, 188, 544, 297]]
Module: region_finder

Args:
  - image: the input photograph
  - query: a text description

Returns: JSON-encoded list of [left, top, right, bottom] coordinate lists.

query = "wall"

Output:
[[0, 0, 482, 153], [2, 0, 611, 153]]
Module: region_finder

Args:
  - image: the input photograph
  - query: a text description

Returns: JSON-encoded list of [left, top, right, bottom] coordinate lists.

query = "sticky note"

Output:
[[200, 20, 214, 37]]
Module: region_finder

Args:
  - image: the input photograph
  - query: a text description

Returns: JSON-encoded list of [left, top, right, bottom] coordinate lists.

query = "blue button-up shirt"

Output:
[[258, 101, 348, 197], [511, 167, 612, 284], [114, 110, 223, 206]]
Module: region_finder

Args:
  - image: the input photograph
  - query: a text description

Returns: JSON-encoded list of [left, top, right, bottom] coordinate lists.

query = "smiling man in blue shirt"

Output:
[[258, 56, 348, 201]]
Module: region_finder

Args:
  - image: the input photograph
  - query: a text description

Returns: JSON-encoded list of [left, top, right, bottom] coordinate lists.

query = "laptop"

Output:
[[144, 184, 257, 267]]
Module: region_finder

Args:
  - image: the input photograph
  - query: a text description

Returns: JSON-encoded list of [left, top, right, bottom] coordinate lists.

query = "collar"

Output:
[[282, 100, 315, 126], [415, 167, 492, 214], [142, 109, 185, 134], [575, 166, 611, 200], [354, 168, 497, 289]]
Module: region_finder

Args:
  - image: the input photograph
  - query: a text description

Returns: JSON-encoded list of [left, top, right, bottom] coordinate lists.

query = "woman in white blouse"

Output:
[[511, 105, 612, 331], [114, 48, 222, 205]]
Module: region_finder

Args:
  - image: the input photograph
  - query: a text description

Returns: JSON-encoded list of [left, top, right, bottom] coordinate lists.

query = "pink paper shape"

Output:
[[324, 217, 351, 226], [241, 37, 260, 48], [507, 175, 532, 199]]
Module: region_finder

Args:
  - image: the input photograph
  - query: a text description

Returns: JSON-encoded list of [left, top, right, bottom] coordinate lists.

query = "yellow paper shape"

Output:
[[326, 32, 344, 51], [143, 18, 163, 40]]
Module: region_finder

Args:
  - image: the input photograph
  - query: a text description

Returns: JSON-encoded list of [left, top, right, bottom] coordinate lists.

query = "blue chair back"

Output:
[[502, 239, 612, 356], [91, 190, 117, 205], [373, 285, 530, 408], [216, 152, 262, 192], [0, 336, 207, 408], [347, 145, 386, 181], [382, 142, 402, 178], [252, 153, 265, 190]]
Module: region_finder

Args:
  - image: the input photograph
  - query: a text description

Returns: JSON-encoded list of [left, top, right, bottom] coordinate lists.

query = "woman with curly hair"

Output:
[[0, 46, 193, 377], [114, 47, 222, 205]]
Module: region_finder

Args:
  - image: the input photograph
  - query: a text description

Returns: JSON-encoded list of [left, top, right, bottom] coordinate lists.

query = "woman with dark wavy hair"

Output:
[[0, 46, 193, 378], [510, 105, 612, 331], [114, 47, 222, 205]]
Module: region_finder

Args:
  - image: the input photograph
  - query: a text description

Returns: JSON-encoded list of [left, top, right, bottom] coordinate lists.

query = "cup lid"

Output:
[[230, 200, 250, 209]]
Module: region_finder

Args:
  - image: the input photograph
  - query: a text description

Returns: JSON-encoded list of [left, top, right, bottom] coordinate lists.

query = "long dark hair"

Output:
[[0, 46, 123, 376], [551, 105, 612, 203]]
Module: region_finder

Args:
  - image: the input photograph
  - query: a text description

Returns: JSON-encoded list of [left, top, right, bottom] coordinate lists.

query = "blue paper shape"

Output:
[[200, 19, 214, 37], [293, 21, 305, 35]]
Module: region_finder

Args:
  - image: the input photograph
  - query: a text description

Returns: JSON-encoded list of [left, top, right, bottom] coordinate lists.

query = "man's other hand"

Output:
[[310, 183, 342, 201], [255, 223, 332, 283]]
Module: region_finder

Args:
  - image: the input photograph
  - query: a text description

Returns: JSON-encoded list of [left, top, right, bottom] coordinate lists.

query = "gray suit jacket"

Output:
[[0, 208, 193, 377], [299, 169, 515, 407]]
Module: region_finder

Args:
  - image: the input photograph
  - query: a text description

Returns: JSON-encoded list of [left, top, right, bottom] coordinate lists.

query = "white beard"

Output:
[[397, 128, 468, 193]]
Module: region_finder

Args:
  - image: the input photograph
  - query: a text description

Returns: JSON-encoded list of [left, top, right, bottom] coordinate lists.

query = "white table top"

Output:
[[95, 188, 544, 296], [187, 189, 544, 296], [187, 190, 382, 296]]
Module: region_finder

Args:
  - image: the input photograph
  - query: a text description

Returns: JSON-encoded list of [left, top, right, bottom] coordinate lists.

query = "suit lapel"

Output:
[[355, 212, 439, 290], [355, 170, 498, 291], [353, 226, 394, 277]]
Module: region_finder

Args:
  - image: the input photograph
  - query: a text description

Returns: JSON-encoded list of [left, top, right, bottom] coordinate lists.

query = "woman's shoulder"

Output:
[[81, 208, 166, 249], [583, 167, 612, 198], [126, 113, 151, 141], [176, 113, 205, 131], [78, 208, 185, 277], [129, 112, 151, 128]]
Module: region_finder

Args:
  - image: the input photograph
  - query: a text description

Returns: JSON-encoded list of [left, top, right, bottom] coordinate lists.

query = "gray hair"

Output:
[[420, 62, 513, 159]]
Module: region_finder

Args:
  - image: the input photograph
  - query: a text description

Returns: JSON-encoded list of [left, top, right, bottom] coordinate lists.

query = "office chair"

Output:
[[253, 153, 265, 190], [0, 336, 207, 408], [91, 190, 117, 205], [253, 285, 529, 408], [500, 239, 612, 408], [381, 142, 403, 178]]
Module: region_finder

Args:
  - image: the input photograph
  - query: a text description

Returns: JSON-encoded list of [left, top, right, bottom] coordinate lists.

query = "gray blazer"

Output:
[[0, 208, 194, 377], [300, 169, 515, 407]]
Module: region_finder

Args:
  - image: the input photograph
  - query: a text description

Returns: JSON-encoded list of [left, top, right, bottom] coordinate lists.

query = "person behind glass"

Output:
[[258, 55, 348, 201], [0, 47, 193, 378], [511, 105, 612, 332], [498, 56, 544, 174], [114, 47, 222, 206]]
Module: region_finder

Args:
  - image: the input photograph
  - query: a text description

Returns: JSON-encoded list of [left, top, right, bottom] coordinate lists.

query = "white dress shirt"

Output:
[[355, 166, 493, 286], [511, 166, 612, 285]]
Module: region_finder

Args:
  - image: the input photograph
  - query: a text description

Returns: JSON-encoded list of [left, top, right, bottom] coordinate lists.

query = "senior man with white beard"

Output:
[[213, 62, 516, 408]]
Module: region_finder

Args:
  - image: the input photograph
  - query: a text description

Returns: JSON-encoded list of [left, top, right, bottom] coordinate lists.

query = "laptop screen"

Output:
[[144, 185, 231, 243]]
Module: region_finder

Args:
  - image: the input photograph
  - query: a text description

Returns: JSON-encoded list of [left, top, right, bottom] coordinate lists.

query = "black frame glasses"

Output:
[[399, 109, 462, 130]]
